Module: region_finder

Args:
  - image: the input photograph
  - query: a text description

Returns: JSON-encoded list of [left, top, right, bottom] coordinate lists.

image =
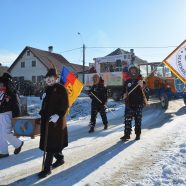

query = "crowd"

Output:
[[0, 64, 148, 179]]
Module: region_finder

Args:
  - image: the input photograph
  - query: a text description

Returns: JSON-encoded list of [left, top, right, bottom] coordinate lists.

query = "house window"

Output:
[[19, 76, 24, 81], [13, 77, 18, 82], [32, 60, 36, 67], [21, 62, 25, 68], [27, 50, 30, 56], [37, 75, 44, 82], [32, 76, 36, 83]]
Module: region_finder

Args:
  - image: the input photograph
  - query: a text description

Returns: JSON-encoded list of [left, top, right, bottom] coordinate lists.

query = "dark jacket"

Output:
[[89, 84, 107, 106], [123, 76, 144, 107], [39, 83, 69, 152], [0, 85, 20, 117]]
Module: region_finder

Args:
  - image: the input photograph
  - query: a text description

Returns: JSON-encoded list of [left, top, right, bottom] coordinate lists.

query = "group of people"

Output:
[[87, 65, 146, 142], [0, 64, 147, 179]]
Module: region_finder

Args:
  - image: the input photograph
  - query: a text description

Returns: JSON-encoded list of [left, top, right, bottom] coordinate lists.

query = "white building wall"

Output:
[[10, 51, 47, 81]]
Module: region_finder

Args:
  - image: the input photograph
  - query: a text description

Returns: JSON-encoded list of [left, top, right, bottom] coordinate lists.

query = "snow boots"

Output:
[[120, 134, 130, 141]]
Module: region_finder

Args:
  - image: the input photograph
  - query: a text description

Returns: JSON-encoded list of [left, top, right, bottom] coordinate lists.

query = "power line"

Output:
[[86, 46, 177, 49], [61, 47, 82, 53], [61, 45, 177, 54]]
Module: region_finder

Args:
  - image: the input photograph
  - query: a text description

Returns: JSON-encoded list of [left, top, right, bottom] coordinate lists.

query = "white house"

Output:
[[8, 46, 87, 83]]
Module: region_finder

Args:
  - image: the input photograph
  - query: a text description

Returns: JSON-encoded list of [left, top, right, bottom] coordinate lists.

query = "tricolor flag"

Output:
[[60, 66, 84, 107], [163, 40, 186, 84]]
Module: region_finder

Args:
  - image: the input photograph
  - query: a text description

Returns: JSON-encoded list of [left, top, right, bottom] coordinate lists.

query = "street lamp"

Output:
[[77, 32, 85, 83]]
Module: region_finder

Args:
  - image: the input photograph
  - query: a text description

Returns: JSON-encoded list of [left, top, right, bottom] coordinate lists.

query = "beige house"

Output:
[[8, 46, 88, 83]]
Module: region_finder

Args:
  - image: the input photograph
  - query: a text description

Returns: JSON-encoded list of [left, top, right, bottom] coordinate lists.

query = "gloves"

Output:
[[49, 114, 59, 123], [138, 80, 144, 88]]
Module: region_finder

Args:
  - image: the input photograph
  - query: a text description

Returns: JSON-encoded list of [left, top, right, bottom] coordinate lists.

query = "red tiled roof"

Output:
[[8, 46, 77, 74], [70, 63, 89, 73]]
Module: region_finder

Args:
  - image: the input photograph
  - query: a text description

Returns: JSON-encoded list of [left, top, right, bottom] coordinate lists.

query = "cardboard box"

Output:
[[12, 116, 41, 139]]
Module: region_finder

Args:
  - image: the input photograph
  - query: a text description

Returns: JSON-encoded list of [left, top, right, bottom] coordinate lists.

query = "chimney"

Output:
[[48, 46, 53, 53]]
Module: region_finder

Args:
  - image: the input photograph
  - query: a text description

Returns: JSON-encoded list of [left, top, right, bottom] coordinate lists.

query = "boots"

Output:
[[38, 168, 51, 178], [104, 124, 108, 130], [120, 134, 130, 141], [88, 126, 94, 133], [135, 134, 140, 140], [52, 159, 64, 169], [14, 141, 24, 154]]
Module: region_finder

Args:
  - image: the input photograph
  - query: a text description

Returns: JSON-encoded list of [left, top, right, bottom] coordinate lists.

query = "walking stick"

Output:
[[90, 92, 116, 116], [42, 121, 49, 171]]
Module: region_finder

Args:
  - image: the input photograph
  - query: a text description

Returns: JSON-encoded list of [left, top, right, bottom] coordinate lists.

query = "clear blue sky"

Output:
[[0, 0, 186, 67]]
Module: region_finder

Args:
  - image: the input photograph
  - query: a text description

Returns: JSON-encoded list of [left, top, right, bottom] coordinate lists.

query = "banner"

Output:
[[60, 66, 84, 107], [163, 40, 186, 84]]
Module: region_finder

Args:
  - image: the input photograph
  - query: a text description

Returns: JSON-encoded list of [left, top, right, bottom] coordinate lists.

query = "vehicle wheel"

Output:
[[112, 90, 122, 101], [160, 94, 169, 109], [184, 97, 186, 105]]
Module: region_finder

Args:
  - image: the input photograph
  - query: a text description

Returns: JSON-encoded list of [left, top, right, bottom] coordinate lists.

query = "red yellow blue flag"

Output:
[[60, 66, 84, 107]]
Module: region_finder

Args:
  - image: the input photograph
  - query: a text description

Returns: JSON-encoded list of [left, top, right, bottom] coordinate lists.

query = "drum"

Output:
[[12, 116, 41, 139]]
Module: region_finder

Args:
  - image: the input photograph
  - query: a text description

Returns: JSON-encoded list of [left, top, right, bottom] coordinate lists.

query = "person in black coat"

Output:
[[38, 68, 69, 178], [88, 75, 108, 133], [120, 65, 145, 141]]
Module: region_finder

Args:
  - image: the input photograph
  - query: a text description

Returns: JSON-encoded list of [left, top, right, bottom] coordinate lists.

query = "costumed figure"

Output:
[[120, 65, 145, 141], [88, 74, 108, 133], [0, 73, 23, 158], [38, 68, 69, 178]]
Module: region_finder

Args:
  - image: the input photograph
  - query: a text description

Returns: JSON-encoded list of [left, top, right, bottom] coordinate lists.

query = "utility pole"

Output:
[[82, 44, 85, 84], [130, 48, 135, 65], [78, 32, 85, 83]]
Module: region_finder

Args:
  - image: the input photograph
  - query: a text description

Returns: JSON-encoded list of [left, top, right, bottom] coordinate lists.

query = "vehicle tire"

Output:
[[184, 97, 186, 105], [112, 90, 122, 101], [160, 94, 169, 109]]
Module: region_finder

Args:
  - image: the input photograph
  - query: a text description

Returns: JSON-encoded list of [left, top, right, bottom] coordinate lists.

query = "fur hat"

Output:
[[45, 68, 58, 78], [128, 65, 139, 79], [0, 72, 12, 85], [2, 72, 12, 81]]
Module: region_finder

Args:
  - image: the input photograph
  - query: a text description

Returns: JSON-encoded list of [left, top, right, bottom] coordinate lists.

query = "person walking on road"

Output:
[[38, 68, 69, 178]]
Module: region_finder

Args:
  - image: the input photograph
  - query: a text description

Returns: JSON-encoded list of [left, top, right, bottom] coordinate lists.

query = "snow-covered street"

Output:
[[0, 98, 186, 186]]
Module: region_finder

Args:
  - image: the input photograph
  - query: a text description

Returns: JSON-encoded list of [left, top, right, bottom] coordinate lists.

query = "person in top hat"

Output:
[[38, 68, 69, 178], [0, 72, 24, 158]]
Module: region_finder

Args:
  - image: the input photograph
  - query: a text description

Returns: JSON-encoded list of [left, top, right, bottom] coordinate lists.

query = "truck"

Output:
[[84, 49, 147, 101]]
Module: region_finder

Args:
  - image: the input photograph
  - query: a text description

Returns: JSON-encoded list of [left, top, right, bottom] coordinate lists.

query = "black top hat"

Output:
[[45, 68, 58, 78]]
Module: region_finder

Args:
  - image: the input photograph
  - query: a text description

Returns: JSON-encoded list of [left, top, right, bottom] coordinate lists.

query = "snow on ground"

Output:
[[0, 96, 186, 186]]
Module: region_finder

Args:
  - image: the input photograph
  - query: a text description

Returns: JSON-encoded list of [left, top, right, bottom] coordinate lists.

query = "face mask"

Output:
[[45, 76, 57, 86]]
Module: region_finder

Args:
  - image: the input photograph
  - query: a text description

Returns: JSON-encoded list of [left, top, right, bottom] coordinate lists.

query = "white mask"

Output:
[[45, 76, 57, 86]]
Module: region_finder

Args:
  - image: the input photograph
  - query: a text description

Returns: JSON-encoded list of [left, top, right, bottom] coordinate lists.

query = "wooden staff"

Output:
[[42, 121, 49, 171], [90, 91, 116, 116], [127, 82, 148, 106]]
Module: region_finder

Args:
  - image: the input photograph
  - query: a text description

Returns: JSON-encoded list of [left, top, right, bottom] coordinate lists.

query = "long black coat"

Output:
[[39, 83, 69, 152]]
